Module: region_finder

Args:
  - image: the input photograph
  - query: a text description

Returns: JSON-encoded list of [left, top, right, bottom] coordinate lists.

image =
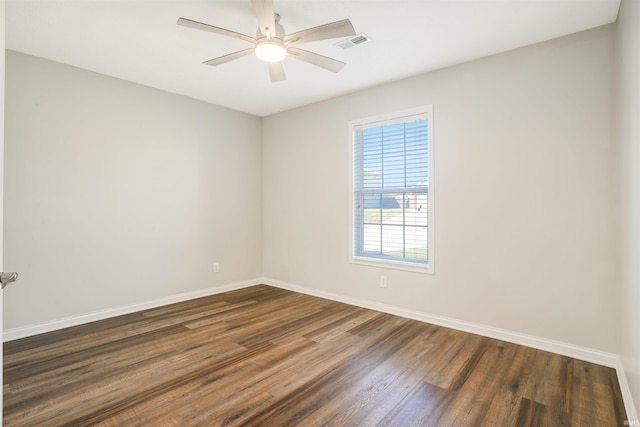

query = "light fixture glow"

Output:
[[255, 39, 287, 62]]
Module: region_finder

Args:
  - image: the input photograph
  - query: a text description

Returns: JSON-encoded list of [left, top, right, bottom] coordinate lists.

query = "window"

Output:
[[350, 106, 434, 273]]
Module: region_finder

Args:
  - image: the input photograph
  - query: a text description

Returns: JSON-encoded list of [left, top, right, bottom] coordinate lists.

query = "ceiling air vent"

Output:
[[335, 33, 372, 50]]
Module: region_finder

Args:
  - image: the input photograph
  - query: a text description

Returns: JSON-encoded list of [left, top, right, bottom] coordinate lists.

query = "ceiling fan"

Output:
[[177, 0, 356, 82]]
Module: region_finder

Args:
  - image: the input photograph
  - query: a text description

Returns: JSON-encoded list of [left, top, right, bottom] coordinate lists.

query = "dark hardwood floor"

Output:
[[3, 285, 627, 426]]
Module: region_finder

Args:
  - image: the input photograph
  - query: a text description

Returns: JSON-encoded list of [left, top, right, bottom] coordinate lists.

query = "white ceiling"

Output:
[[6, 0, 620, 117]]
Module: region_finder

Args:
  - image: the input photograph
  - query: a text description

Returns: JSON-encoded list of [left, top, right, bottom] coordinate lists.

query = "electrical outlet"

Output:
[[213, 262, 220, 273], [380, 275, 387, 288]]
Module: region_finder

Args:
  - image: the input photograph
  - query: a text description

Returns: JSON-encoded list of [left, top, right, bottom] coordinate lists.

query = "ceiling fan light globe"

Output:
[[255, 40, 287, 62]]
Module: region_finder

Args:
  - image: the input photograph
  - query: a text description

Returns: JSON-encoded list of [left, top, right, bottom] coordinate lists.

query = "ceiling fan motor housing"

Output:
[[254, 15, 287, 62]]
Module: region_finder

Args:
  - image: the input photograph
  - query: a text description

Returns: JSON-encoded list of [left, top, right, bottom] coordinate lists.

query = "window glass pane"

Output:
[[360, 192, 428, 263]]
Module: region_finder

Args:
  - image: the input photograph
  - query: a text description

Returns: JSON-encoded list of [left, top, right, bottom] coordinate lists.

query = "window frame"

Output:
[[348, 106, 435, 274]]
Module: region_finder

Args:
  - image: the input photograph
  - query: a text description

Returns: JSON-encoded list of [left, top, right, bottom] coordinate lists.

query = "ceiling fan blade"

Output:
[[268, 62, 286, 82], [203, 49, 255, 66], [284, 19, 355, 45], [177, 17, 255, 44], [251, 0, 276, 38], [287, 48, 346, 73]]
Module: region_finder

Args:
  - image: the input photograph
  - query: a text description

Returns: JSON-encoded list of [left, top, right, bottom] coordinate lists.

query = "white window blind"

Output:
[[351, 108, 433, 270]]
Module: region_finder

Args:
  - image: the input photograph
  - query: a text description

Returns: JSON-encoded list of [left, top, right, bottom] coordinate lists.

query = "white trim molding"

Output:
[[261, 277, 637, 421], [3, 278, 261, 342], [616, 358, 639, 425]]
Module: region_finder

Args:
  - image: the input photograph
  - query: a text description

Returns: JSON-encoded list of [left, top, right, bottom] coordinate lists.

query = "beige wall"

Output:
[[617, 0, 640, 412], [3, 51, 263, 329], [263, 25, 618, 352]]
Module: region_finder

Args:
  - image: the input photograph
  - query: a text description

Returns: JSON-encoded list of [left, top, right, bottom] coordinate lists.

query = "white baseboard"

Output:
[[261, 277, 638, 422], [3, 278, 262, 342], [615, 358, 639, 424]]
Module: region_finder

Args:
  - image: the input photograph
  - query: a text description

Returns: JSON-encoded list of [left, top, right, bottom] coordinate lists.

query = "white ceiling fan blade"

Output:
[[177, 17, 255, 44], [284, 19, 355, 45], [287, 48, 346, 73], [268, 62, 286, 82], [251, 0, 276, 38], [203, 49, 255, 66]]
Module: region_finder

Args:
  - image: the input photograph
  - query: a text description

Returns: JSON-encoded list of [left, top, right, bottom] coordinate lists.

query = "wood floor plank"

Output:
[[571, 364, 623, 426], [244, 320, 431, 426], [326, 325, 446, 426], [3, 285, 628, 426], [480, 344, 547, 426], [516, 397, 572, 427], [375, 380, 447, 427], [419, 330, 487, 389]]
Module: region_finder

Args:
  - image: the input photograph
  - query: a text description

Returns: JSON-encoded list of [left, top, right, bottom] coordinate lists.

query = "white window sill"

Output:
[[350, 256, 434, 275]]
